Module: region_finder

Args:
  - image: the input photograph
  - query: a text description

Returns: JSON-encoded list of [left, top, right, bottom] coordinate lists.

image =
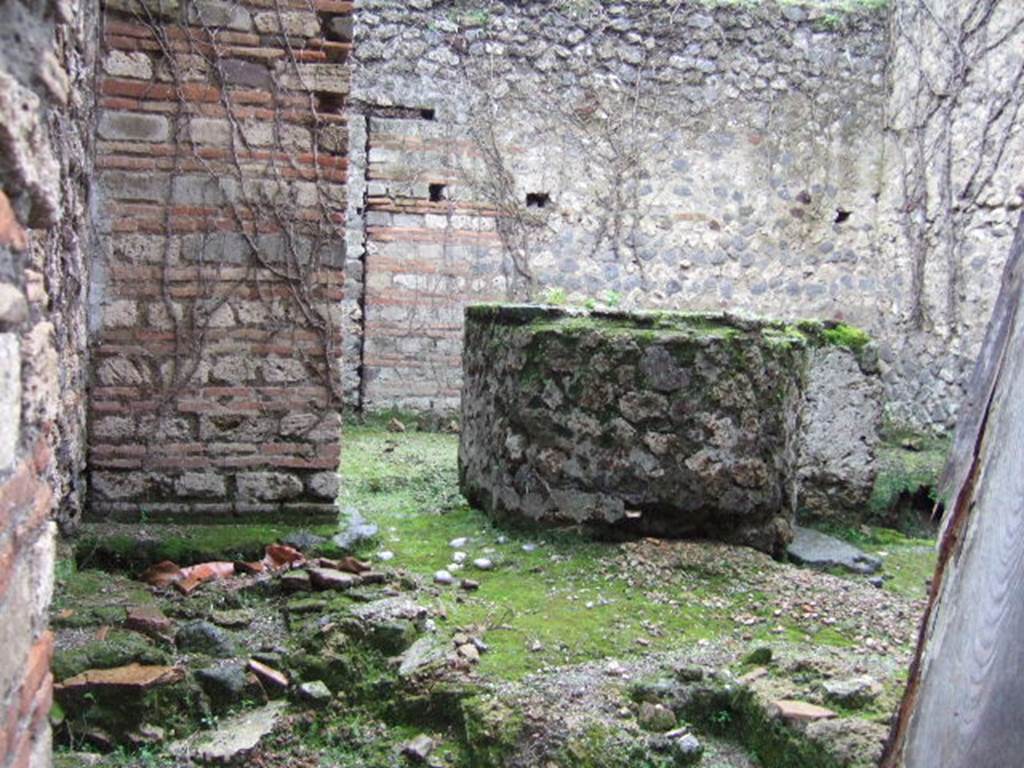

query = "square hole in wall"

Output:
[[526, 192, 550, 208], [834, 208, 852, 224], [317, 92, 346, 114], [429, 184, 447, 202]]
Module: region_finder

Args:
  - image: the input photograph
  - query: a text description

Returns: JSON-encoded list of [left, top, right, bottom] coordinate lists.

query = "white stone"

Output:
[[103, 50, 153, 79], [0, 334, 20, 470]]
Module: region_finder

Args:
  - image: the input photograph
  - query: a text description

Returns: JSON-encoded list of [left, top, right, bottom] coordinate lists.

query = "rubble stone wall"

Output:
[[346, 0, 1020, 431], [0, 0, 98, 763], [878, 0, 1024, 428], [87, 0, 354, 522], [459, 305, 882, 555]]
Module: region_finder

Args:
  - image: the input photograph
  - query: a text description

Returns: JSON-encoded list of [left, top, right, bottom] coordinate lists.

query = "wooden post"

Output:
[[882, 211, 1024, 767]]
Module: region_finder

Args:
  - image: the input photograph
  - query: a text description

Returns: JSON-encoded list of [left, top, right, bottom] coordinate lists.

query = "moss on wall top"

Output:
[[465, 303, 870, 351]]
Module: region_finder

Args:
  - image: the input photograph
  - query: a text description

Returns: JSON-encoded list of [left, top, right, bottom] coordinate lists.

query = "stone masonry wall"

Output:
[[878, 0, 1024, 428], [346, 0, 892, 415], [346, 0, 1019, 430], [88, 0, 353, 521], [459, 305, 883, 555], [0, 0, 98, 763]]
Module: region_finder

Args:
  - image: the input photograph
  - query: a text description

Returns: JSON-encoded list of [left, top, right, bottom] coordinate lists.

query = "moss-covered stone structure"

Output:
[[459, 305, 882, 555]]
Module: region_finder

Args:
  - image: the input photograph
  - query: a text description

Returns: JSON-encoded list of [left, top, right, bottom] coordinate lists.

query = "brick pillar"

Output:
[[88, 0, 353, 522]]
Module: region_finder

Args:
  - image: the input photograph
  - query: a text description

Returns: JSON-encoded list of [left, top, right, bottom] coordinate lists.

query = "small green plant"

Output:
[[710, 709, 733, 727], [602, 290, 622, 308], [541, 287, 568, 306], [823, 323, 871, 351]]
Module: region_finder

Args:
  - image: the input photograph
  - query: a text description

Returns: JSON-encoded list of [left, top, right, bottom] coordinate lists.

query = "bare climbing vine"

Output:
[[131, 0, 347, 407], [889, 0, 1024, 334]]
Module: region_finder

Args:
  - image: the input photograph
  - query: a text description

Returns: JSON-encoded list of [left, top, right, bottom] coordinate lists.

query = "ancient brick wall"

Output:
[[1, 0, 98, 762], [88, 0, 353, 521]]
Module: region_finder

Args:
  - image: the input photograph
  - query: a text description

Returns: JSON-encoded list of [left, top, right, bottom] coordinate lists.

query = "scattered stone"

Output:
[[195, 664, 248, 706], [388, 417, 406, 433], [308, 566, 358, 591], [169, 701, 285, 764], [280, 570, 312, 593], [280, 529, 326, 552], [124, 605, 173, 639], [869, 576, 885, 588], [336, 555, 372, 573], [175, 620, 236, 657], [821, 676, 881, 709], [333, 507, 379, 550], [457, 643, 480, 663], [529, 640, 544, 652], [54, 752, 103, 767], [398, 636, 449, 678], [378, 550, 395, 561], [296, 680, 332, 707], [670, 732, 703, 765], [247, 659, 289, 695], [460, 578, 480, 591], [55, 664, 185, 694], [285, 599, 324, 620], [674, 665, 704, 683], [787, 526, 883, 575], [472, 557, 494, 571], [53, 630, 169, 681], [434, 569, 454, 585], [366, 619, 419, 655], [452, 551, 467, 564], [449, 537, 468, 548], [639, 701, 677, 732], [605, 660, 626, 677], [402, 733, 435, 763], [210, 609, 255, 628], [805, 716, 888, 767], [127, 724, 165, 747], [738, 667, 769, 685], [360, 571, 387, 585], [522, 543, 537, 552], [771, 699, 837, 724]]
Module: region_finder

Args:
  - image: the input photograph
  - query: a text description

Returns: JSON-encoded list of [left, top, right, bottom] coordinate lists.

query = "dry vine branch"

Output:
[[132, 0, 348, 408]]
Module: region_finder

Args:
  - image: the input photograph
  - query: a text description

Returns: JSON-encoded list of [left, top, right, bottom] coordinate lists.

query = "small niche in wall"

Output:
[[420, 108, 436, 121], [834, 208, 852, 224], [526, 192, 551, 208], [429, 184, 447, 202], [317, 92, 346, 114]]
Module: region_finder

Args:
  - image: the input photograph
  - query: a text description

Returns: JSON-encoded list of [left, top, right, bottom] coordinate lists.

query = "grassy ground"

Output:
[[340, 419, 935, 680]]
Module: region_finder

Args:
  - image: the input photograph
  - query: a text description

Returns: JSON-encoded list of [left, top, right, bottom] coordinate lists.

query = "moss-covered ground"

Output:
[[54, 417, 937, 767]]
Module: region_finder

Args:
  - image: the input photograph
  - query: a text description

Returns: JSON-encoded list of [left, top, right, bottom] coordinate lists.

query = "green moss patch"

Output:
[[72, 522, 339, 572]]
